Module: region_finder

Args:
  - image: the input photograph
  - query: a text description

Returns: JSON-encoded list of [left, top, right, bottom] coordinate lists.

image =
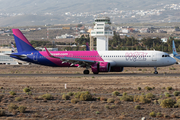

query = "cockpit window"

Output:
[[162, 55, 164, 57]]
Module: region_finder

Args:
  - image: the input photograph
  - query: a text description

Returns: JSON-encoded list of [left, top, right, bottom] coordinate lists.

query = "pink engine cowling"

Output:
[[91, 62, 124, 73], [91, 62, 110, 73]]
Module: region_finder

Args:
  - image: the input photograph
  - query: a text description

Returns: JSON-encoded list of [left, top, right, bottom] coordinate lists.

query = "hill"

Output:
[[0, 0, 180, 26], [0, 0, 179, 14]]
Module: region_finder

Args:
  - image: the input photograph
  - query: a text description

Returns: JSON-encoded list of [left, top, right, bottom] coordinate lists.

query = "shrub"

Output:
[[160, 98, 176, 108], [139, 95, 151, 103], [74, 91, 91, 100], [158, 99, 163, 104], [133, 95, 139, 102], [166, 87, 172, 91], [144, 86, 152, 91], [134, 105, 141, 109], [0, 109, 5, 116], [176, 96, 180, 100], [123, 92, 127, 96], [42, 93, 53, 100], [0, 87, 3, 89], [97, 97, 100, 100], [26, 91, 32, 95], [146, 93, 155, 99], [107, 98, 115, 103], [162, 87, 165, 89], [120, 95, 133, 101], [137, 87, 141, 90], [18, 106, 27, 113], [74, 92, 81, 98], [105, 105, 110, 109], [37, 96, 43, 100], [8, 103, 18, 112], [173, 91, 180, 96], [23, 87, 31, 93], [164, 92, 171, 97], [96, 111, 100, 114], [156, 112, 162, 117], [71, 99, 79, 104], [62, 94, 70, 100], [67, 92, 74, 96], [138, 69, 142, 71], [80, 93, 92, 101], [149, 111, 156, 117], [15, 97, 23, 101], [112, 91, 120, 96], [174, 99, 180, 108], [9, 91, 16, 95]]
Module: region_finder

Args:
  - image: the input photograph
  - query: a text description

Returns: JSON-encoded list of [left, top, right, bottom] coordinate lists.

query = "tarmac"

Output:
[[0, 73, 179, 77]]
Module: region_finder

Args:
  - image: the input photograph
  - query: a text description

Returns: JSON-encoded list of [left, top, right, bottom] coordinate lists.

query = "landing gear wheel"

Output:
[[83, 70, 89, 74], [154, 71, 158, 74], [93, 72, 99, 74], [154, 67, 158, 74]]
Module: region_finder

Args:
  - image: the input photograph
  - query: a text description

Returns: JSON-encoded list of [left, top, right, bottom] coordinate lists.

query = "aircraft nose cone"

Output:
[[171, 58, 177, 64]]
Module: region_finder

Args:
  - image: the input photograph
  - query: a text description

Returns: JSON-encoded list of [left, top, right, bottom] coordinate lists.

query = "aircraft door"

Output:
[[33, 53, 38, 61], [152, 52, 157, 61]]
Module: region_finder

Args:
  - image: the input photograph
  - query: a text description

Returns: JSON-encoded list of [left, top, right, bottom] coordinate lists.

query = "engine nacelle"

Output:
[[99, 62, 110, 72], [91, 62, 110, 73], [110, 67, 124, 72]]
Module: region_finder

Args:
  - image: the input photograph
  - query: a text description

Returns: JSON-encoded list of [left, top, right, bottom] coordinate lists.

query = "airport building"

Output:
[[0, 48, 18, 65]]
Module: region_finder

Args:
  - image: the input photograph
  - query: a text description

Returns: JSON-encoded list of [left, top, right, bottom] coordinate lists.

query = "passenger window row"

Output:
[[162, 55, 170, 57], [102, 55, 151, 58]]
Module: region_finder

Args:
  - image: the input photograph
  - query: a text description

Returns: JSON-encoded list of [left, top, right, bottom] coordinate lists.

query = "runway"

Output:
[[0, 73, 179, 77]]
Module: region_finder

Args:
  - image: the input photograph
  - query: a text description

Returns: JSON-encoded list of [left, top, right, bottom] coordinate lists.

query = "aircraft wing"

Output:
[[45, 48, 96, 67]]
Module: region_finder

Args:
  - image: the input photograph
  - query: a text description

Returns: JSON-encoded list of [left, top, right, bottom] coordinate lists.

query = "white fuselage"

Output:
[[98, 51, 176, 67]]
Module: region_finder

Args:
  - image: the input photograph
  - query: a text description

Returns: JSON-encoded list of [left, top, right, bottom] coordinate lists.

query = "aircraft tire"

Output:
[[154, 71, 158, 74], [83, 70, 89, 74]]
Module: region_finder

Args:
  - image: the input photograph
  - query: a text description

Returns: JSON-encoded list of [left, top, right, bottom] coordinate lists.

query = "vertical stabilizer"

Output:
[[86, 42, 90, 51], [12, 29, 36, 53], [172, 40, 178, 56]]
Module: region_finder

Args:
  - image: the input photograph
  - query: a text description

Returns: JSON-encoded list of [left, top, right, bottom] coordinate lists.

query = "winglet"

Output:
[[45, 47, 52, 56], [44, 47, 60, 59], [172, 40, 178, 56]]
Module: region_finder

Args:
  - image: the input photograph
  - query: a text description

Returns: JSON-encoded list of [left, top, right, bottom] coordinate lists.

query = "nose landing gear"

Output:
[[154, 67, 158, 74]]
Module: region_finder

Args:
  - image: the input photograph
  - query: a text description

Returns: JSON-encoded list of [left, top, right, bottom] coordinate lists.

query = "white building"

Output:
[[0, 48, 18, 65], [122, 29, 130, 33], [56, 34, 74, 39], [90, 17, 113, 51], [161, 38, 168, 43]]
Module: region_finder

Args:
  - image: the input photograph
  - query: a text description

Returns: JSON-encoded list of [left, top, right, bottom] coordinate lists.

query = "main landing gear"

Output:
[[83, 70, 89, 74], [154, 67, 158, 74]]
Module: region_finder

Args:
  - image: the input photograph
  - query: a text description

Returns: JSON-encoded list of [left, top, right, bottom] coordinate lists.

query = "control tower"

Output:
[[90, 17, 113, 51]]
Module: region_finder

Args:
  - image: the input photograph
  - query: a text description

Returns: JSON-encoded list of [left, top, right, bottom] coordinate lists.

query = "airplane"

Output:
[[6, 29, 176, 74], [172, 40, 180, 60]]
